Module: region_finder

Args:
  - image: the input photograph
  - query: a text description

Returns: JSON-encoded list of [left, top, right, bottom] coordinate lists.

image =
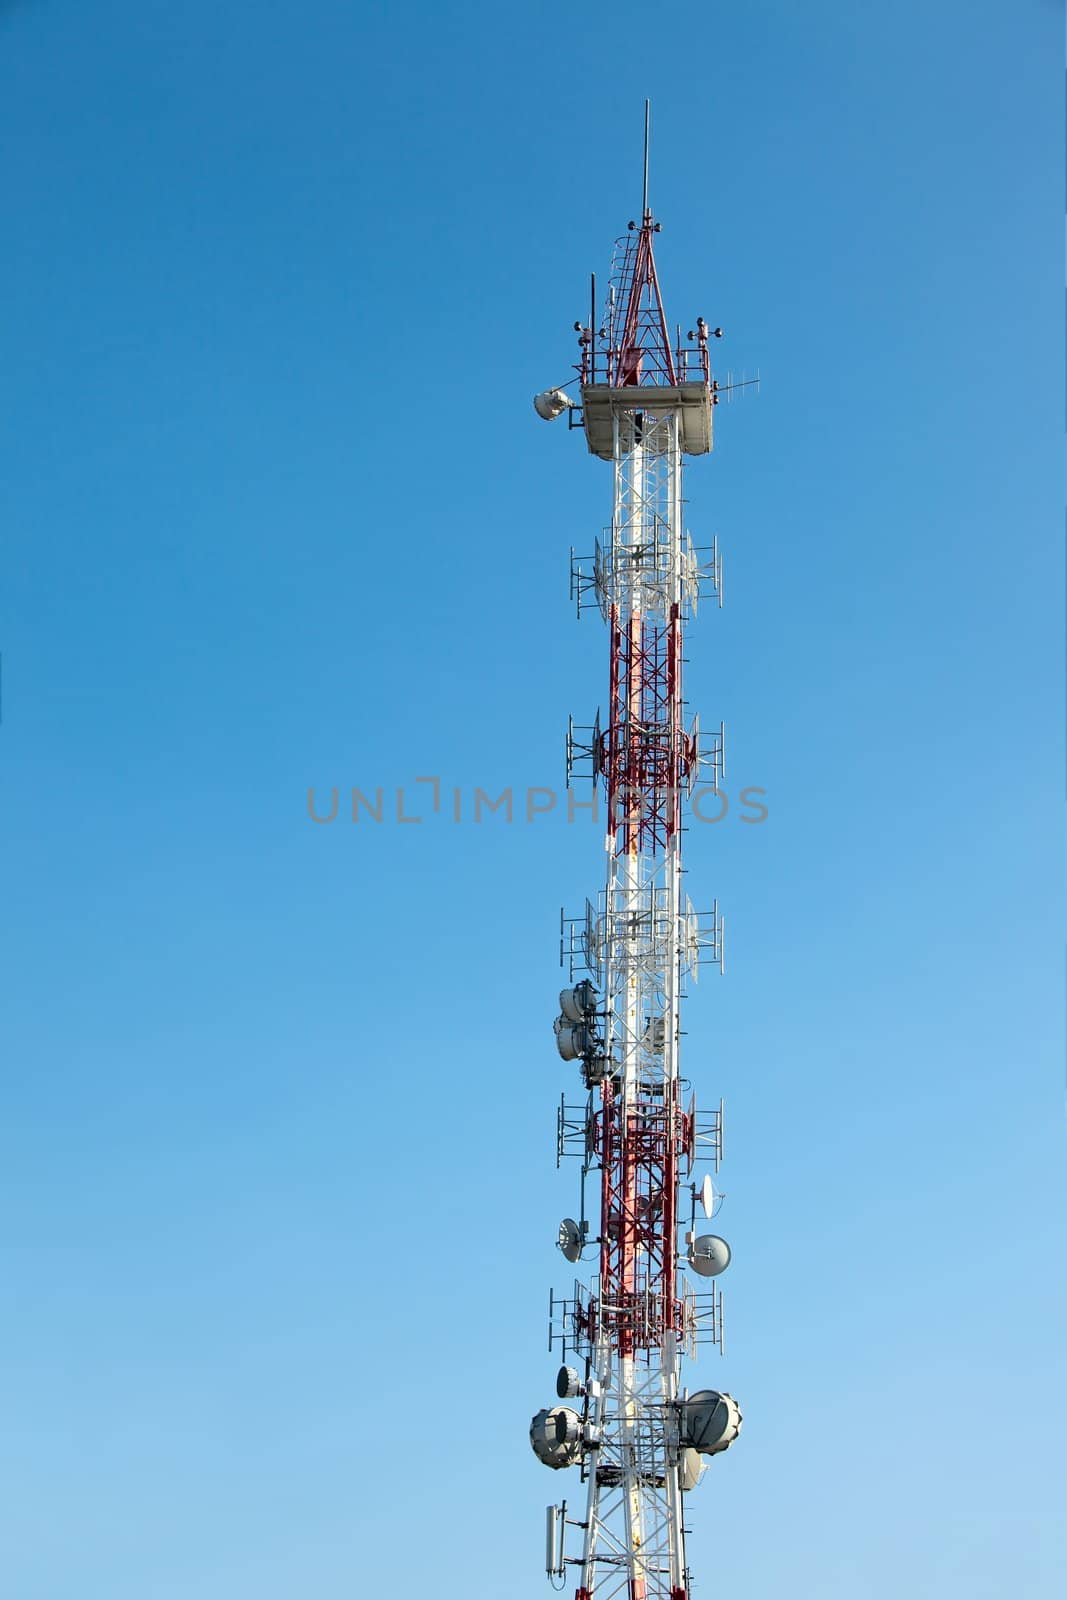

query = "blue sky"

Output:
[[0, 2, 1062, 1596]]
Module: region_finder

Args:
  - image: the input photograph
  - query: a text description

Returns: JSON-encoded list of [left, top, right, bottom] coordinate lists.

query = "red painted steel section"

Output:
[[577, 212, 711, 388], [593, 1094, 686, 1353], [617, 220, 676, 387], [602, 615, 694, 853]]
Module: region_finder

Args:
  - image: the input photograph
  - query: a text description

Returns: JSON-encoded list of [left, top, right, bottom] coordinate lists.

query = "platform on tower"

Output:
[[580, 381, 713, 460]]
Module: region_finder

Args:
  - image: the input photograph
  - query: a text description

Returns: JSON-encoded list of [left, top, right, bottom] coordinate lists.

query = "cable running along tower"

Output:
[[530, 109, 742, 1600]]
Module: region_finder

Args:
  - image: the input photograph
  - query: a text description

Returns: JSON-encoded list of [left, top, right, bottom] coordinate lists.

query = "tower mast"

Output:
[[532, 109, 742, 1600]]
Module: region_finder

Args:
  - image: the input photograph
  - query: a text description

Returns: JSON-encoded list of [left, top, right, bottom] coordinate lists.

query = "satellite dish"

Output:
[[678, 1390, 742, 1457], [559, 981, 597, 1025], [678, 1445, 707, 1492], [559, 987, 583, 1025], [558, 1218, 582, 1263], [555, 1019, 589, 1062], [700, 1174, 715, 1219], [534, 388, 574, 422], [556, 1365, 583, 1400], [530, 1406, 583, 1468], [687, 1234, 731, 1278]]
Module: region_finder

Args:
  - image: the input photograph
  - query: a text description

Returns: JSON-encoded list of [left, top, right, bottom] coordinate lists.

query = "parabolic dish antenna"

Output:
[[687, 1234, 731, 1278], [558, 1218, 582, 1264], [700, 1174, 715, 1219]]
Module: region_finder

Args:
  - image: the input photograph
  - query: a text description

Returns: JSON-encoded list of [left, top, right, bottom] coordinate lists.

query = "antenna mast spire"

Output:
[[530, 107, 742, 1600], [642, 97, 650, 219]]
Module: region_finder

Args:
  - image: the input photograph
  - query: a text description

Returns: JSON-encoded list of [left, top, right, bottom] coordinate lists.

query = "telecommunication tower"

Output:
[[530, 106, 744, 1600]]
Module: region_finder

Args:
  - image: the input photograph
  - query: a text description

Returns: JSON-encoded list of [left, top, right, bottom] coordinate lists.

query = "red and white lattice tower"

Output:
[[530, 111, 742, 1600]]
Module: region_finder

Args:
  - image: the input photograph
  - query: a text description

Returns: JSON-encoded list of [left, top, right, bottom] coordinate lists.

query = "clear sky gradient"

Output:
[[0, 3, 1063, 1597]]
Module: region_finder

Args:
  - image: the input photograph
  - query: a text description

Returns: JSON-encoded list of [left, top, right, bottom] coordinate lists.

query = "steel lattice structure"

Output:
[[531, 117, 742, 1600]]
